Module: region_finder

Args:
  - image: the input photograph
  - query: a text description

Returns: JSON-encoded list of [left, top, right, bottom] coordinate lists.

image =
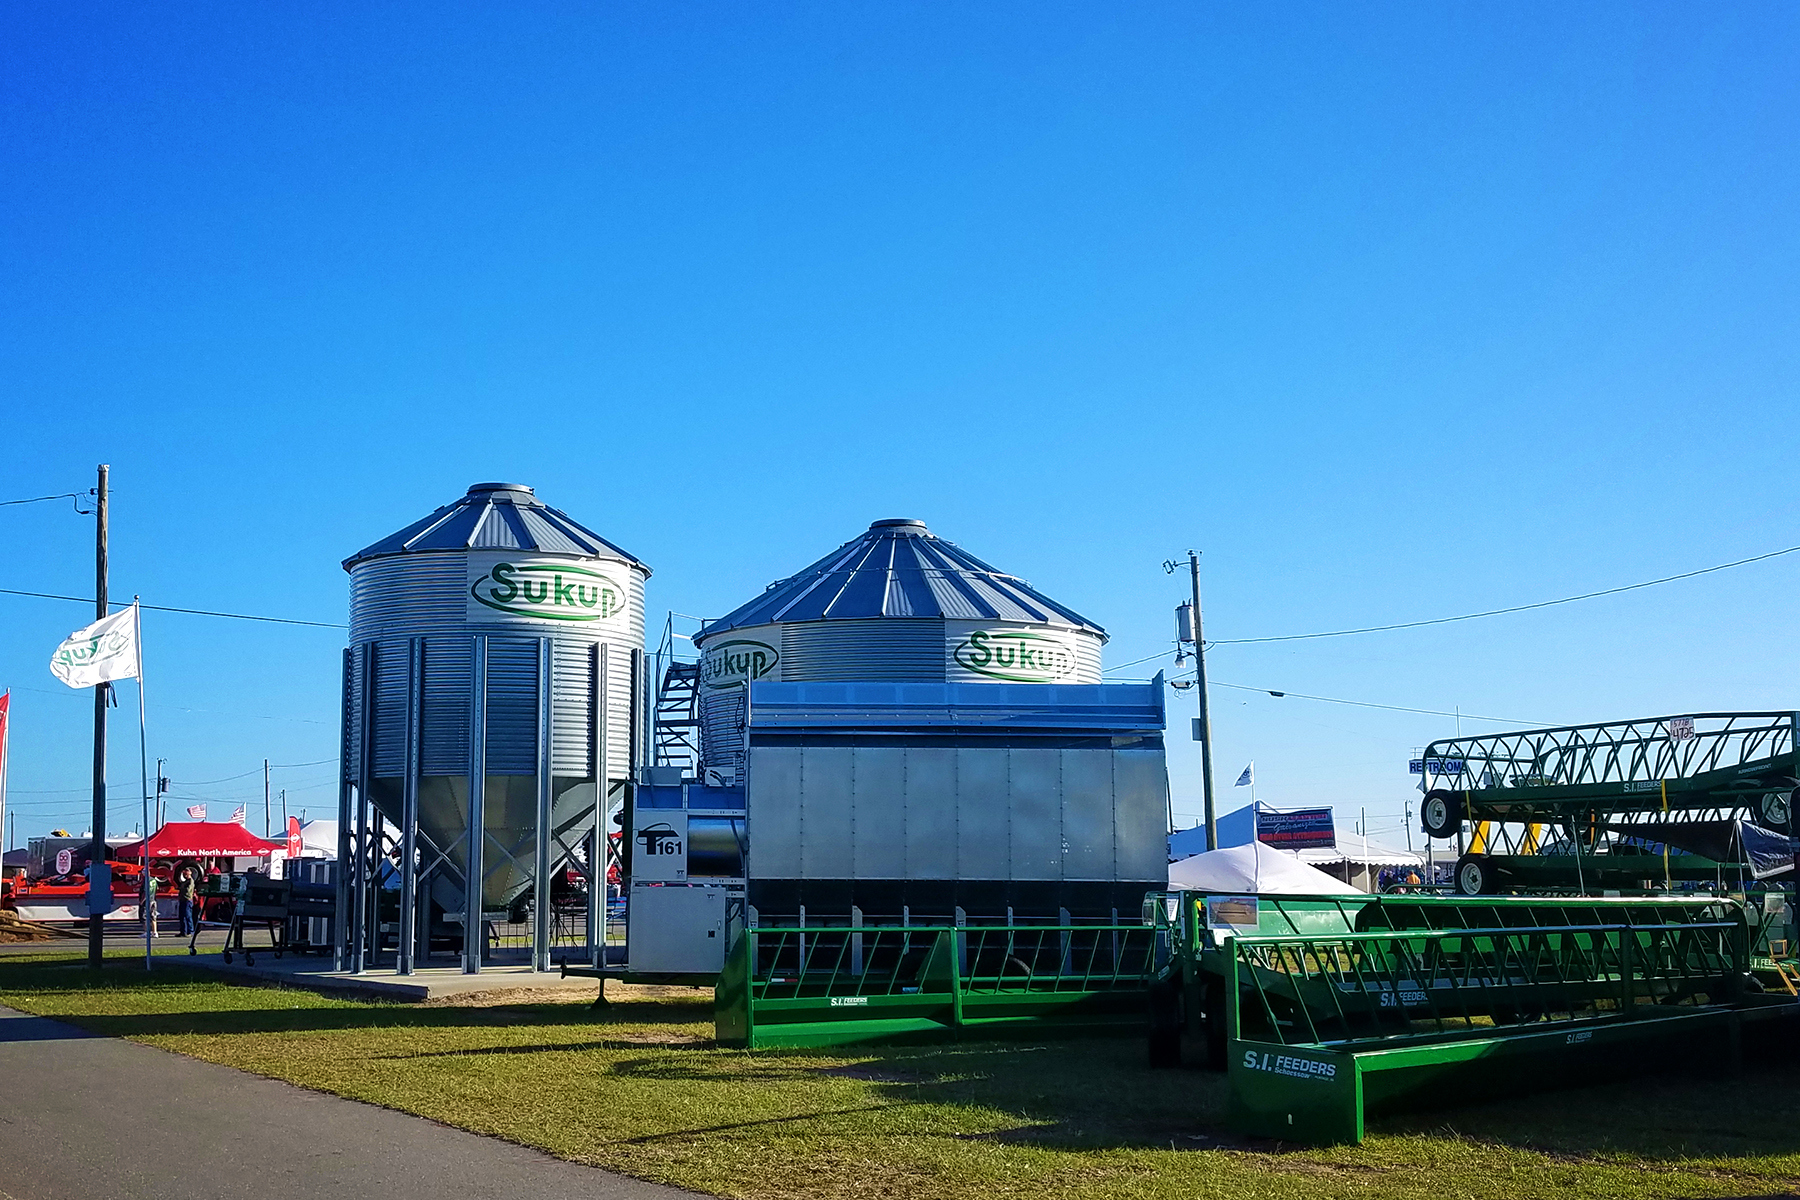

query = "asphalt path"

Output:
[[0, 1005, 698, 1200]]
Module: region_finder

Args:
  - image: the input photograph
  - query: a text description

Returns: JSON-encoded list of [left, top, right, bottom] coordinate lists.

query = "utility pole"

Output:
[[89, 464, 108, 969], [263, 759, 271, 839], [1170, 550, 1218, 851], [280, 788, 287, 835], [155, 757, 166, 828]]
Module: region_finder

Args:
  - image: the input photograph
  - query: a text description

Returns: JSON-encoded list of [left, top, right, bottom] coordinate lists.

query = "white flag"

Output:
[[1235, 762, 1254, 787], [231, 805, 247, 826], [49, 603, 141, 689], [187, 804, 206, 819]]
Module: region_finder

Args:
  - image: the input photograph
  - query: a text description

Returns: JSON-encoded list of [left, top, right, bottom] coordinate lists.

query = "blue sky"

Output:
[[3, 4, 1798, 848]]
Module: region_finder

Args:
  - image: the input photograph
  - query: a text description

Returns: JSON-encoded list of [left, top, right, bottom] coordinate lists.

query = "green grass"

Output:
[[2, 949, 1798, 1200]]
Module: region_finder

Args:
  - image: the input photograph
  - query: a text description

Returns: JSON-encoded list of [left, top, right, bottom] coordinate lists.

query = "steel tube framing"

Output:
[[465, 634, 488, 974], [533, 637, 555, 972], [334, 648, 355, 972], [588, 644, 608, 969], [397, 638, 423, 974], [351, 643, 374, 974]]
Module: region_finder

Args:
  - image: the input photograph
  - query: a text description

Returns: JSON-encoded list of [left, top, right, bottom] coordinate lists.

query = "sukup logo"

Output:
[[470, 562, 625, 622], [701, 639, 778, 689], [953, 629, 1077, 682]]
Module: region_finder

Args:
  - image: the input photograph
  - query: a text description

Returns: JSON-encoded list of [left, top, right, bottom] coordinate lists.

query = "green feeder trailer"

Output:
[[1415, 711, 1798, 896]]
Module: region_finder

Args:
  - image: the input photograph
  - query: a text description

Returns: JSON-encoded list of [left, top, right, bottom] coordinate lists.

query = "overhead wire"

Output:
[[0, 588, 344, 629], [1210, 542, 1800, 645]]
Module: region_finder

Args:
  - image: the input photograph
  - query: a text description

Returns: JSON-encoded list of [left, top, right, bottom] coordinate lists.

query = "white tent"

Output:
[[297, 819, 340, 859], [1166, 840, 1362, 895]]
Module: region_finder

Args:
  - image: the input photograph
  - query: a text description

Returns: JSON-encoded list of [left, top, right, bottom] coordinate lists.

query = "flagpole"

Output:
[[90, 463, 109, 970], [136, 600, 152, 971], [0, 691, 10, 861]]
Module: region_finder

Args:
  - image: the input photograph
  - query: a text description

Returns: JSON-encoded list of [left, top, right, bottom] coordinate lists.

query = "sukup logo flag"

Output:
[[952, 629, 1078, 683], [469, 561, 625, 622], [49, 603, 141, 689]]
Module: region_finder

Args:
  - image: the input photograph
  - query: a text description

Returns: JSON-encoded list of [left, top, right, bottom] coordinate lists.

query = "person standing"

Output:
[[178, 869, 199, 937]]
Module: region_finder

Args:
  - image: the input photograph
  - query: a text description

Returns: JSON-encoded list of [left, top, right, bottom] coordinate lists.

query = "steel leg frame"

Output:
[[464, 634, 488, 974], [351, 643, 375, 974], [334, 648, 355, 972], [533, 637, 555, 973], [397, 638, 423, 975]]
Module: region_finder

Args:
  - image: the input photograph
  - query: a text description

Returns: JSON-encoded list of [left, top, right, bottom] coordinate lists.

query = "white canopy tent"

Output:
[[1166, 840, 1362, 895]]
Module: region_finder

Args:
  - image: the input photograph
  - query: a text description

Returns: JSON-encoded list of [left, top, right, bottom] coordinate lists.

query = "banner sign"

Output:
[[1255, 807, 1337, 850]]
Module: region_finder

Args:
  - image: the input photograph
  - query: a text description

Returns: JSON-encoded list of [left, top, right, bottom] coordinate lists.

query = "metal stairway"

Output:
[[653, 661, 702, 779]]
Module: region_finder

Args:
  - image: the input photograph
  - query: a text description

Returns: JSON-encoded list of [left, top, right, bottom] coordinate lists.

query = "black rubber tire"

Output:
[[1147, 978, 1183, 1069], [1455, 853, 1496, 896], [1421, 790, 1464, 839], [1202, 983, 1228, 1071], [1753, 789, 1793, 831]]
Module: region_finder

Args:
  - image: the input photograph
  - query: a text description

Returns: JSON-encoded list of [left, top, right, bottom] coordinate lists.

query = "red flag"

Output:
[[286, 815, 303, 859]]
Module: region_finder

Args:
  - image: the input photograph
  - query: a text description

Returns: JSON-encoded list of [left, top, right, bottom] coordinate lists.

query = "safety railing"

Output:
[[1420, 711, 1796, 795], [1221, 911, 1778, 1145], [716, 923, 1156, 1048], [1227, 916, 1748, 1050]]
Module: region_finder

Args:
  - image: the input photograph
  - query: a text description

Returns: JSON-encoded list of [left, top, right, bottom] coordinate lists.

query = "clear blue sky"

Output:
[[4, 4, 1798, 848]]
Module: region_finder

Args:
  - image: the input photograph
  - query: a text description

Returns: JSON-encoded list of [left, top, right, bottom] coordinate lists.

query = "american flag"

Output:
[[186, 804, 206, 819], [231, 805, 247, 825]]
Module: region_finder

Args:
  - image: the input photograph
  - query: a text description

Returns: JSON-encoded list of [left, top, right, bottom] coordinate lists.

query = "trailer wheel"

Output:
[[1455, 853, 1496, 896], [1753, 789, 1793, 831], [1421, 790, 1463, 838], [1147, 978, 1182, 1069]]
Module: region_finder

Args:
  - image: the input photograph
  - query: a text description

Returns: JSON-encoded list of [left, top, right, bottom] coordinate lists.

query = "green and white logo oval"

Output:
[[701, 639, 778, 689], [470, 562, 626, 622], [953, 630, 1078, 682]]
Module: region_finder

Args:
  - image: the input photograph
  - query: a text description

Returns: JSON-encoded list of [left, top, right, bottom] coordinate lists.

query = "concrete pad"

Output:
[[183, 952, 606, 1003]]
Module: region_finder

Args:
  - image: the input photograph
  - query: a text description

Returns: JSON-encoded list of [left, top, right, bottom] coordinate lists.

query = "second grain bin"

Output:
[[692, 518, 1106, 780]]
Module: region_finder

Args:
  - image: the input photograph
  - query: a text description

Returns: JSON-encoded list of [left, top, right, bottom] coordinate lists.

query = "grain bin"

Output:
[[338, 483, 648, 974], [691, 518, 1106, 781]]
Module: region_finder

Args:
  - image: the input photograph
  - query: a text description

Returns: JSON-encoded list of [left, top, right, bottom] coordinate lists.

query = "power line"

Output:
[[1201, 676, 1552, 727], [0, 491, 94, 510], [1212, 542, 1800, 645], [0, 587, 344, 629]]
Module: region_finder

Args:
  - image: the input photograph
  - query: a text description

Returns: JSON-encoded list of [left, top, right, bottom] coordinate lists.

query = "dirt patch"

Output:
[[421, 980, 715, 1009], [0, 911, 76, 943]]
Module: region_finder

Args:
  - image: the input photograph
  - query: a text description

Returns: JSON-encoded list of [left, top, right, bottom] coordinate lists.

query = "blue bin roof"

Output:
[[344, 482, 648, 572], [699, 519, 1103, 640]]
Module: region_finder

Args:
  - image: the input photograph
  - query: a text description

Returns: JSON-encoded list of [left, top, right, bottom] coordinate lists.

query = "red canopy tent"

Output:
[[116, 821, 283, 860]]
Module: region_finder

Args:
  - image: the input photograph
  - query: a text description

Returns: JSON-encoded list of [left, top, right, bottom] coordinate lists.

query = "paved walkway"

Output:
[[0, 1006, 696, 1200]]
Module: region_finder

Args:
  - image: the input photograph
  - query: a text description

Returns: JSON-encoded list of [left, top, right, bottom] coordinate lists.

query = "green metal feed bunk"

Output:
[[716, 922, 1156, 1048], [1148, 890, 1798, 1143], [1146, 891, 1749, 1069], [1416, 711, 1798, 895]]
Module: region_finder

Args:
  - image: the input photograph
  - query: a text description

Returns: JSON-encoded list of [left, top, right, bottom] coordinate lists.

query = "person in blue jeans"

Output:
[[178, 870, 199, 936]]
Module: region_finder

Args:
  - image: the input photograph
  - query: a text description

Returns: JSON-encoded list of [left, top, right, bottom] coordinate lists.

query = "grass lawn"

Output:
[[2, 948, 1797, 1200]]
